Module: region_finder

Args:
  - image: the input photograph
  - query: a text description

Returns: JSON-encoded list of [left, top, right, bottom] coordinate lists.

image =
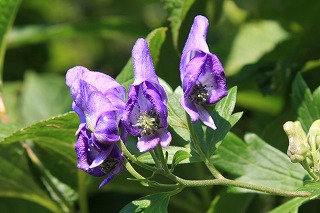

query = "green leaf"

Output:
[[224, 20, 289, 76], [0, 142, 61, 212], [267, 197, 308, 213], [120, 193, 170, 213], [137, 146, 200, 165], [166, 86, 190, 146], [0, 112, 79, 189], [20, 72, 72, 125], [212, 133, 307, 192], [116, 27, 167, 89], [207, 192, 254, 213], [171, 150, 192, 169], [0, 0, 22, 73], [292, 74, 320, 132], [164, 0, 196, 50], [195, 86, 243, 156], [297, 182, 320, 199]]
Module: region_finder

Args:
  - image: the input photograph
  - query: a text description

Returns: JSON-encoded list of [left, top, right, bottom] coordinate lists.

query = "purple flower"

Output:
[[122, 39, 172, 152], [180, 15, 228, 130], [66, 66, 125, 187]]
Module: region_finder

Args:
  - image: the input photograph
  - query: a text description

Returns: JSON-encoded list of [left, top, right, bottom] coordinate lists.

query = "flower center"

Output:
[[99, 158, 120, 174], [189, 83, 209, 104], [134, 110, 161, 135]]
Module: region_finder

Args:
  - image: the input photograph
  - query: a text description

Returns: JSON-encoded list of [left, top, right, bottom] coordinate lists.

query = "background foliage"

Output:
[[0, 0, 320, 212]]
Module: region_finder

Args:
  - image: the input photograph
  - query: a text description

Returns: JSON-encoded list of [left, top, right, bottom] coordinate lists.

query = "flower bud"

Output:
[[283, 121, 308, 163], [308, 120, 320, 149], [307, 120, 320, 174]]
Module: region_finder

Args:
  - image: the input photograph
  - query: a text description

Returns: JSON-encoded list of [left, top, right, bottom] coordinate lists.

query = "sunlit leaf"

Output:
[[20, 72, 72, 125], [224, 20, 289, 76], [166, 87, 190, 146], [116, 27, 167, 89], [171, 150, 192, 169], [0, 112, 79, 189], [120, 193, 170, 213], [212, 133, 307, 192]]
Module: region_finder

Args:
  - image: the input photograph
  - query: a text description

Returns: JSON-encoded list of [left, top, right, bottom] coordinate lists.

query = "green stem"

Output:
[[173, 176, 311, 198], [124, 158, 145, 180], [78, 170, 89, 213], [118, 140, 156, 172], [156, 144, 169, 174], [301, 159, 318, 180], [150, 149, 162, 168], [186, 115, 224, 179]]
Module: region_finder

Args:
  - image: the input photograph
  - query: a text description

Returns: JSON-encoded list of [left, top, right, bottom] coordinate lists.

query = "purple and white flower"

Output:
[[122, 38, 172, 152], [66, 66, 125, 187], [180, 15, 228, 130]]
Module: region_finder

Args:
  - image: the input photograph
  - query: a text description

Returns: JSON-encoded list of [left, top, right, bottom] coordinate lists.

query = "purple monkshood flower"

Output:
[[66, 66, 126, 187], [180, 15, 228, 130], [122, 38, 172, 152]]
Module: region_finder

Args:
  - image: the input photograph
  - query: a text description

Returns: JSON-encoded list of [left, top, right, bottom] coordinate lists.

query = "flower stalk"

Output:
[[187, 115, 224, 179]]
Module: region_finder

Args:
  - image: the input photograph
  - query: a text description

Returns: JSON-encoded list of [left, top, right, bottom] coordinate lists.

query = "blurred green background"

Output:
[[2, 0, 320, 212]]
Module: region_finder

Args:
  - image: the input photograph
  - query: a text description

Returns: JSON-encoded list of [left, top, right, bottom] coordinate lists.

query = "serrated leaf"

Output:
[[212, 133, 307, 192], [137, 146, 200, 165], [116, 27, 167, 89], [0, 143, 61, 212], [164, 0, 196, 49], [0, 112, 79, 189], [292, 74, 320, 132], [297, 182, 320, 199], [120, 193, 170, 213], [267, 197, 308, 213]]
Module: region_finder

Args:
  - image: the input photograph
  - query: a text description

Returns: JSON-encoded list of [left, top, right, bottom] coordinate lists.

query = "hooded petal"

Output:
[[66, 66, 126, 101], [180, 15, 210, 80], [132, 39, 159, 86], [132, 38, 167, 101], [94, 112, 121, 143]]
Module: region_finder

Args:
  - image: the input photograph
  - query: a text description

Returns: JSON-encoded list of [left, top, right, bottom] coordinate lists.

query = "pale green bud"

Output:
[[308, 120, 320, 149], [283, 121, 308, 163], [307, 120, 320, 173]]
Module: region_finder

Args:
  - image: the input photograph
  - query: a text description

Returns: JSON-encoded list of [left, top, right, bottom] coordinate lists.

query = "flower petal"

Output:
[[89, 144, 114, 169], [132, 39, 159, 86], [137, 134, 160, 152], [180, 15, 210, 80], [158, 129, 172, 148], [66, 66, 126, 100], [195, 104, 216, 130], [180, 97, 199, 122]]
